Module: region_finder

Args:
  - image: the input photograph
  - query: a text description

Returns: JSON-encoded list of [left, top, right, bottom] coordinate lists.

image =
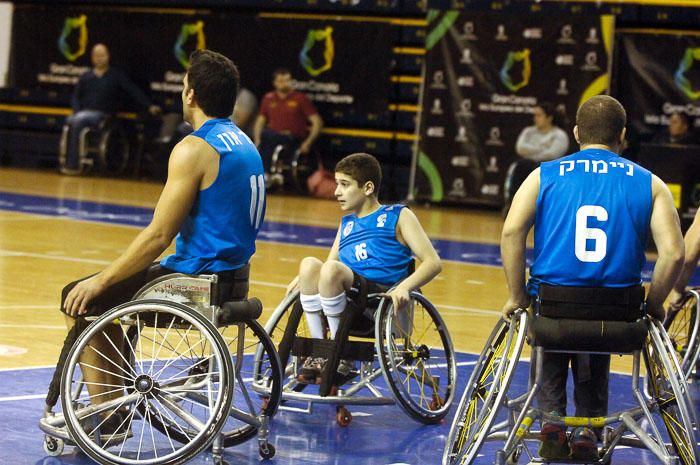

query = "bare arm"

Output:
[[501, 168, 540, 315], [64, 138, 204, 315], [388, 208, 442, 310], [300, 114, 323, 154], [646, 175, 685, 320], [327, 226, 342, 261], [669, 212, 700, 306], [253, 114, 267, 147]]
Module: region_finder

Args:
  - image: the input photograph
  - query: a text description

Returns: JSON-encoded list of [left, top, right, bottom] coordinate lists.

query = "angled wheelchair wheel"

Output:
[[61, 300, 233, 465], [645, 320, 700, 465], [375, 292, 457, 424], [442, 311, 528, 465], [665, 290, 700, 380], [217, 318, 282, 447], [97, 124, 130, 175], [143, 318, 282, 449]]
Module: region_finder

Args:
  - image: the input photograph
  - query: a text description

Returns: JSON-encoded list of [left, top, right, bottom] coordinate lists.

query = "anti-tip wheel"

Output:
[[259, 442, 276, 459], [43, 435, 64, 456]]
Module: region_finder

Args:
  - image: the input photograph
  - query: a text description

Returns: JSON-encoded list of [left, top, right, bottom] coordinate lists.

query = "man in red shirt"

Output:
[[253, 68, 323, 186]]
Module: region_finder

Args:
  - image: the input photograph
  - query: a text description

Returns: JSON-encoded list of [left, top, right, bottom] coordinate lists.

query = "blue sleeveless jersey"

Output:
[[338, 204, 413, 285], [161, 118, 265, 274], [527, 148, 652, 295]]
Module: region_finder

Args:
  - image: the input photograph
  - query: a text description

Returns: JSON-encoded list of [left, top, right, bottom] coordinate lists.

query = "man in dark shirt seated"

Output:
[[652, 111, 698, 145], [61, 43, 160, 174], [253, 68, 323, 188]]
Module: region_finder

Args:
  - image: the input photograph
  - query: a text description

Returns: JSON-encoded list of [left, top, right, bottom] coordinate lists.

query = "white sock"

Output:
[[321, 292, 347, 339], [300, 293, 324, 339]]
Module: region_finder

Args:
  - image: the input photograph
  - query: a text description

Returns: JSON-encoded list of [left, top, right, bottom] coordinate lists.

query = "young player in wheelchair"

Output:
[[265, 152, 456, 425]]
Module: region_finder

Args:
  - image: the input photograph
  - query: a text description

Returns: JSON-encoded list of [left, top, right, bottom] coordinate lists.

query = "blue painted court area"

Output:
[[2, 353, 700, 465], [1, 190, 699, 285]]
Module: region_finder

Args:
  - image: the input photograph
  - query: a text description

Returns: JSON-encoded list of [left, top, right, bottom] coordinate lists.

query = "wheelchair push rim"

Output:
[[443, 311, 528, 465], [61, 300, 233, 465], [664, 290, 700, 380], [376, 291, 458, 424]]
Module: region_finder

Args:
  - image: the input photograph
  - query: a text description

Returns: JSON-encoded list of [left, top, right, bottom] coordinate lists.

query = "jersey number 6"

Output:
[[575, 205, 608, 263]]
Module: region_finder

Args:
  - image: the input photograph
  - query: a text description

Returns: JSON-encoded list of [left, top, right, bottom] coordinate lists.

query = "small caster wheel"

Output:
[[43, 435, 64, 456], [214, 458, 229, 465], [506, 444, 523, 465], [336, 406, 352, 426], [259, 442, 276, 459]]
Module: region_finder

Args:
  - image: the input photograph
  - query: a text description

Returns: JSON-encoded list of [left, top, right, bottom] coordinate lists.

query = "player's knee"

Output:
[[299, 257, 323, 279], [318, 260, 348, 292]]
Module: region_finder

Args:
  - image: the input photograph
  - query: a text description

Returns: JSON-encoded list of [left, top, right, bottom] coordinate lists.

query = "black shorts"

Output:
[[60, 263, 250, 317], [347, 271, 390, 305]]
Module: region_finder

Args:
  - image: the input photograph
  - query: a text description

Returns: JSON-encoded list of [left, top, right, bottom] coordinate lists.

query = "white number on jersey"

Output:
[[355, 243, 368, 261], [249, 175, 265, 228], [575, 205, 608, 262]]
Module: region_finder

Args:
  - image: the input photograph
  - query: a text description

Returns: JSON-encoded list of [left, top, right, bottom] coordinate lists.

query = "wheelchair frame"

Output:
[[443, 309, 700, 465], [58, 116, 130, 175], [39, 273, 282, 465], [259, 288, 457, 426], [268, 143, 316, 193]]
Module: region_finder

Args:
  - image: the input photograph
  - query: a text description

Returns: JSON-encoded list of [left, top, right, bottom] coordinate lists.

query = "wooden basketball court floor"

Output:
[[0, 167, 697, 465]]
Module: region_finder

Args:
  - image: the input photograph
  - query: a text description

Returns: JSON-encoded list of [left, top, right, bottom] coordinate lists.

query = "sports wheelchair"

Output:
[[443, 285, 699, 465], [39, 272, 282, 465], [665, 288, 700, 381], [58, 115, 130, 175], [267, 144, 316, 193], [259, 281, 457, 426]]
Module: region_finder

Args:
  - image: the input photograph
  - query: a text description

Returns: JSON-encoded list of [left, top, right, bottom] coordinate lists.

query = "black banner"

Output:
[[613, 31, 700, 142], [9, 5, 393, 114], [413, 11, 614, 205], [613, 30, 700, 228]]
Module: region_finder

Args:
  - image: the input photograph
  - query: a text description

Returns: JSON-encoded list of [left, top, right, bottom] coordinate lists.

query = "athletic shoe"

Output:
[[337, 359, 356, 377], [569, 426, 599, 461], [538, 422, 570, 460], [299, 357, 327, 382]]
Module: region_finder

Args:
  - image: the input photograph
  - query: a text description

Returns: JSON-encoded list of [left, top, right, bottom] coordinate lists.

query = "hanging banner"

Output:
[[9, 5, 392, 114], [614, 30, 700, 229], [414, 11, 614, 206], [614, 31, 700, 141]]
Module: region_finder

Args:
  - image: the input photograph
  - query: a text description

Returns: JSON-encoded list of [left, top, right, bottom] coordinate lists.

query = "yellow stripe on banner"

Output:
[[391, 76, 422, 84], [323, 127, 417, 141], [389, 104, 419, 112], [618, 28, 700, 36], [0, 104, 71, 116], [393, 47, 426, 55], [541, 0, 700, 7], [116, 7, 206, 15], [0, 104, 138, 120], [258, 12, 426, 26]]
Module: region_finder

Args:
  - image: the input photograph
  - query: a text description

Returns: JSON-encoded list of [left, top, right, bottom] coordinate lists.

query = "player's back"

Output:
[[528, 148, 652, 294]]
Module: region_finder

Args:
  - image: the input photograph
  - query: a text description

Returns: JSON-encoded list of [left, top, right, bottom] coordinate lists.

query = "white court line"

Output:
[[0, 249, 110, 265], [0, 324, 64, 330], [0, 305, 54, 310], [0, 393, 45, 402]]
